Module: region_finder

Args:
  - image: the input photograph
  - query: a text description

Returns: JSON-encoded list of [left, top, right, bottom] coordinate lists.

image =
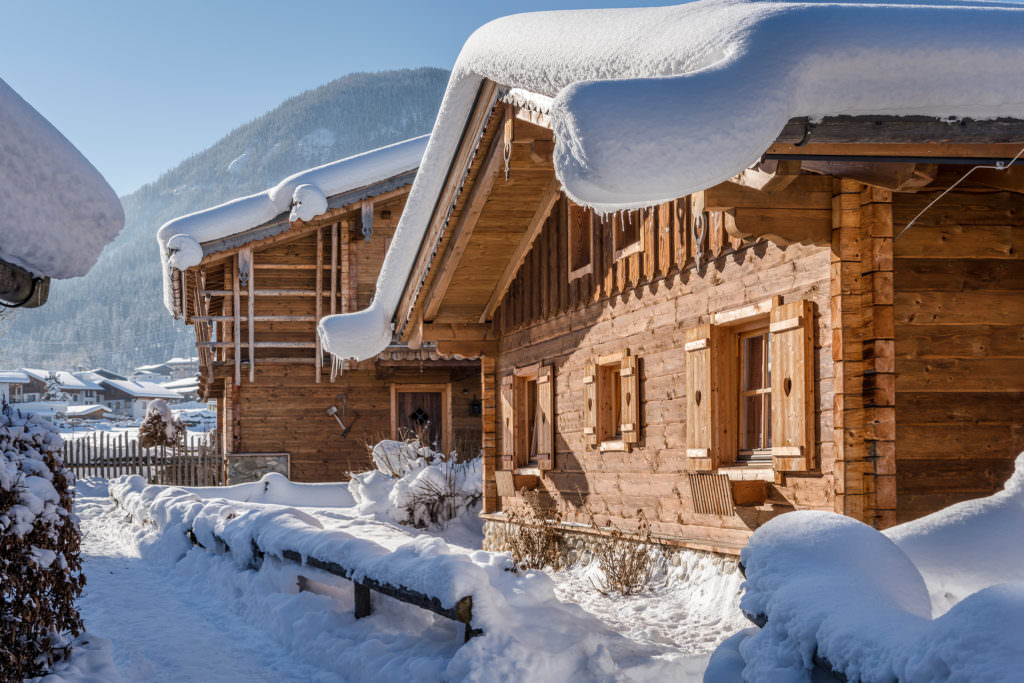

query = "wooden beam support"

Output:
[[232, 256, 241, 386], [730, 159, 802, 192], [421, 110, 508, 322], [315, 227, 323, 383], [480, 178, 562, 323], [247, 249, 255, 383]]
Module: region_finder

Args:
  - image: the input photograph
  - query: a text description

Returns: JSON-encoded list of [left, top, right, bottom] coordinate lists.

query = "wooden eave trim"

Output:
[[775, 115, 1024, 146], [421, 108, 508, 322], [395, 79, 501, 341]]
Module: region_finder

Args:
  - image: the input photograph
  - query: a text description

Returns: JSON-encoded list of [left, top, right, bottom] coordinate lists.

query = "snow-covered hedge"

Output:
[[353, 440, 482, 528], [0, 410, 84, 681], [708, 452, 1024, 682]]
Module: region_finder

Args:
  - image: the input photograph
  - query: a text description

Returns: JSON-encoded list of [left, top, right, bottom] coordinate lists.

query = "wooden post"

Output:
[[233, 254, 241, 386], [480, 356, 498, 513], [354, 582, 372, 619], [315, 227, 323, 383], [330, 222, 338, 383], [248, 251, 256, 384]]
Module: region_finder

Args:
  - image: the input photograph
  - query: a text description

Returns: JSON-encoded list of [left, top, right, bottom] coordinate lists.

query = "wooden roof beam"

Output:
[[421, 109, 508, 322], [479, 177, 562, 323]]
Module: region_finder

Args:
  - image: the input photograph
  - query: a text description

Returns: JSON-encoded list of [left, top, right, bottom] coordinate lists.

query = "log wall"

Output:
[[893, 189, 1024, 522], [492, 197, 834, 550]]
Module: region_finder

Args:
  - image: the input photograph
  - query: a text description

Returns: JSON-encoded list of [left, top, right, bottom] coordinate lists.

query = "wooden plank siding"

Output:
[[892, 189, 1024, 522], [491, 194, 835, 548], [183, 191, 483, 481]]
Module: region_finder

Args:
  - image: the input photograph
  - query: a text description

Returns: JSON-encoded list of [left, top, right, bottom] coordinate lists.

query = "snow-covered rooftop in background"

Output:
[[65, 404, 112, 418], [0, 78, 124, 279], [21, 368, 102, 392], [317, 0, 1024, 362], [162, 376, 199, 391], [101, 379, 181, 400], [157, 135, 428, 314], [0, 371, 30, 384]]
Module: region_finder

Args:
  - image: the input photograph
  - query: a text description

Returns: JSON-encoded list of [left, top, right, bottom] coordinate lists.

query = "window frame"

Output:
[[513, 363, 541, 468], [594, 350, 628, 452], [736, 325, 773, 464]]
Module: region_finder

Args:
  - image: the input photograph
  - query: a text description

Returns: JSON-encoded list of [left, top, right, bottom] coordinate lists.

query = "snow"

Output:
[[22, 369, 102, 392], [31, 633, 123, 683], [101, 379, 181, 400], [0, 370, 31, 384], [708, 452, 1024, 682], [316, 0, 1024, 361], [93, 465, 719, 681], [0, 77, 124, 279], [65, 404, 111, 418], [157, 135, 428, 313], [886, 451, 1024, 614]]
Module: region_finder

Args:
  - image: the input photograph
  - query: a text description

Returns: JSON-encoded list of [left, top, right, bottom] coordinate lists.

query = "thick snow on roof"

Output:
[[0, 371, 30, 384], [0, 78, 124, 279], [318, 0, 1024, 361], [65, 404, 111, 418], [158, 135, 428, 313], [21, 369, 101, 391], [101, 379, 180, 399]]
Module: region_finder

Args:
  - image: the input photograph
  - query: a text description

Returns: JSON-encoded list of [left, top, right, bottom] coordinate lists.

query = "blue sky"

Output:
[[1, 1, 667, 196]]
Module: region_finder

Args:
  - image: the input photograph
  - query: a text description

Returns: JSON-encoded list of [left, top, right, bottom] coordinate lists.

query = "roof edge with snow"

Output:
[[316, 0, 1024, 362]]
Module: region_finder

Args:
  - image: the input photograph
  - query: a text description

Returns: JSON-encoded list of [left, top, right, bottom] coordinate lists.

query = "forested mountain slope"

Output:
[[1, 68, 448, 371]]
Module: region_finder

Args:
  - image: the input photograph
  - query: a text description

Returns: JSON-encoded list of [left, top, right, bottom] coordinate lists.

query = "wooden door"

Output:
[[397, 391, 444, 449]]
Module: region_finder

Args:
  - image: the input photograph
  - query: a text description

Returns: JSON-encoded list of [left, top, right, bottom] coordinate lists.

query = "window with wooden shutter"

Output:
[[769, 300, 815, 471], [620, 354, 640, 446], [685, 325, 716, 471], [583, 361, 598, 447], [535, 365, 555, 470], [499, 374, 515, 470]]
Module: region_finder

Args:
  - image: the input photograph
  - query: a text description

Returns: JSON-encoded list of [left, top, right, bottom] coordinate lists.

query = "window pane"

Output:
[[740, 394, 764, 450], [741, 334, 765, 391]]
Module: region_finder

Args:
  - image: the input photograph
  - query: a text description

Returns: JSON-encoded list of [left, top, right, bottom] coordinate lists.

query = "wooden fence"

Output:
[[63, 431, 223, 486]]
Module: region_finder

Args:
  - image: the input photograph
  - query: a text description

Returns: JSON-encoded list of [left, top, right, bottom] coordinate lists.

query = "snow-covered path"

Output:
[[76, 497, 341, 682]]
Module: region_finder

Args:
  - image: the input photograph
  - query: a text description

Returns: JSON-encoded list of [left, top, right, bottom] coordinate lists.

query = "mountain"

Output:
[[0, 67, 449, 372]]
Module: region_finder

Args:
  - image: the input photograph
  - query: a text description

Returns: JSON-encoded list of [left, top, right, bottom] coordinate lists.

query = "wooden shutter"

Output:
[[685, 325, 715, 471], [619, 354, 640, 446], [770, 300, 815, 471], [582, 361, 598, 447], [536, 365, 555, 470], [499, 374, 515, 470]]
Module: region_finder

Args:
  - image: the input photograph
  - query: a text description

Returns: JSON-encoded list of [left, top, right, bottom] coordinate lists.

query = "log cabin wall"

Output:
[[187, 194, 481, 482], [491, 196, 834, 551], [893, 187, 1024, 523]]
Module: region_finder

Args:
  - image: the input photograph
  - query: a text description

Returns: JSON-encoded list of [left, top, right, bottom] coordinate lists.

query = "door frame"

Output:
[[389, 382, 453, 454]]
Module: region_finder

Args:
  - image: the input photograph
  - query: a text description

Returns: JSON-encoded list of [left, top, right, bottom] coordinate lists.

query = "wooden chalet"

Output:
[[162, 142, 482, 482], [353, 82, 1024, 555]]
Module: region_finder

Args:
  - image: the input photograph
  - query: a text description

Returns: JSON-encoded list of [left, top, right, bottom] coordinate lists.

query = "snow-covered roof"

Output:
[[135, 363, 171, 373], [21, 369, 102, 392], [162, 376, 199, 391], [164, 356, 198, 366], [65, 404, 112, 418], [0, 371, 30, 384], [101, 379, 181, 400], [317, 0, 1024, 362], [0, 78, 124, 279], [78, 368, 128, 382], [157, 135, 429, 314]]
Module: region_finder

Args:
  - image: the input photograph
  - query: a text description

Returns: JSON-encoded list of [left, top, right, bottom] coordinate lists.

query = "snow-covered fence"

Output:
[[63, 431, 222, 486], [110, 475, 483, 643]]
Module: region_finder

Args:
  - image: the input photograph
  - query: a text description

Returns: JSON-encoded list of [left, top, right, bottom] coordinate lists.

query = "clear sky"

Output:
[[1, 1, 668, 196]]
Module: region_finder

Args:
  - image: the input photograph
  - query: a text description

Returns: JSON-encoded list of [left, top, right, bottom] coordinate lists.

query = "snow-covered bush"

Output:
[[353, 439, 482, 528], [0, 408, 84, 681], [138, 399, 184, 448]]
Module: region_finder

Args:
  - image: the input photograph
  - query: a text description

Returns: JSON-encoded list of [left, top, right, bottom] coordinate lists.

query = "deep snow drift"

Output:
[[707, 452, 1024, 682]]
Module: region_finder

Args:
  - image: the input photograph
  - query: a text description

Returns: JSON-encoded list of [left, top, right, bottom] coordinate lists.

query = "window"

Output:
[[738, 329, 772, 463], [500, 365, 554, 471], [584, 351, 640, 451], [685, 298, 814, 473], [390, 384, 452, 454], [567, 203, 593, 280]]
